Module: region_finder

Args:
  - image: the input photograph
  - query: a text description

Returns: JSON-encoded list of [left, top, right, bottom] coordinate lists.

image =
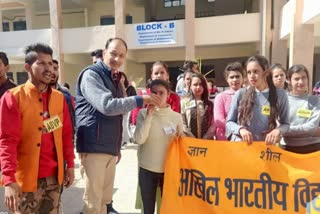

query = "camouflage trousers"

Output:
[[17, 176, 62, 214]]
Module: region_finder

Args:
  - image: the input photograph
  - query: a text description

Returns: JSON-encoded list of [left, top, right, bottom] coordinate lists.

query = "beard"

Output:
[[49, 77, 58, 87]]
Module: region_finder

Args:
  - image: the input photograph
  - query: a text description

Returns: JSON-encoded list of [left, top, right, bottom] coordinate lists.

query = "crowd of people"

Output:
[[0, 37, 320, 214]]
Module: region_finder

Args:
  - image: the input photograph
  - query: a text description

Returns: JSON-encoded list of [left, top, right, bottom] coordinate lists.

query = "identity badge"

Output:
[[296, 108, 312, 118], [185, 100, 196, 109], [43, 115, 62, 133], [261, 105, 270, 116], [163, 126, 176, 135]]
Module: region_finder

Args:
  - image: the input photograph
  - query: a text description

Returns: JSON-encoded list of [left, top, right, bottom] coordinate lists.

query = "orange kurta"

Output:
[[3, 81, 65, 192]]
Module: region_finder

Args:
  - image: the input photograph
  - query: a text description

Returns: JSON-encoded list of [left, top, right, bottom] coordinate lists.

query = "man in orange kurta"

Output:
[[0, 43, 75, 213]]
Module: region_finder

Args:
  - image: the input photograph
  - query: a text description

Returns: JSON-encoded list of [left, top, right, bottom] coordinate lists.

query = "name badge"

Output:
[[163, 126, 176, 135], [185, 100, 196, 109], [261, 105, 270, 116], [43, 115, 62, 133], [296, 108, 312, 118]]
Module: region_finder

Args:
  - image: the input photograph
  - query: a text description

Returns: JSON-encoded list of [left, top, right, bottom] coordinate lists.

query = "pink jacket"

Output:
[[213, 89, 237, 140]]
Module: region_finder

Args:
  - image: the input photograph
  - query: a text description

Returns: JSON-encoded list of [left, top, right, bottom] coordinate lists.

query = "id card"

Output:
[[43, 115, 62, 133], [261, 105, 270, 116], [163, 126, 176, 135], [296, 108, 312, 118], [184, 100, 196, 109]]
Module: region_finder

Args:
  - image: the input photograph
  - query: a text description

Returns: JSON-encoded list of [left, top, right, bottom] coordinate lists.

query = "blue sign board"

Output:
[[135, 21, 177, 46]]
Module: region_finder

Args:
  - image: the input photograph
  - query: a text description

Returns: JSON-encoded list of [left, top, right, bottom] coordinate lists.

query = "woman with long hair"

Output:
[[226, 55, 289, 144], [181, 73, 215, 139]]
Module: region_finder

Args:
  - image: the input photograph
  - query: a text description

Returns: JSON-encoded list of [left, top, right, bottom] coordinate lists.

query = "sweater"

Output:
[[226, 88, 289, 141], [134, 106, 183, 173], [214, 89, 237, 140], [75, 61, 143, 155], [282, 93, 320, 146]]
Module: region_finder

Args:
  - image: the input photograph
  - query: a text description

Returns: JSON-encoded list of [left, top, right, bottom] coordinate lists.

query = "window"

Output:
[[2, 22, 9, 31], [13, 21, 26, 31], [164, 0, 185, 7], [7, 72, 14, 81], [126, 15, 133, 24], [17, 72, 28, 85], [100, 16, 115, 25], [100, 15, 133, 25]]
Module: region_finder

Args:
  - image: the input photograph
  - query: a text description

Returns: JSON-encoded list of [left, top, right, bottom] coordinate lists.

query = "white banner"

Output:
[[134, 21, 177, 46]]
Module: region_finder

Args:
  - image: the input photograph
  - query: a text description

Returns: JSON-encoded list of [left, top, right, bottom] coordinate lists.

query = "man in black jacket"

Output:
[[76, 38, 161, 214], [0, 52, 16, 98]]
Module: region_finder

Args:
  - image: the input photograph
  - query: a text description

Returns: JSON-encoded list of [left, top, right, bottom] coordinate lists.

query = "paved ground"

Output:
[[0, 144, 141, 214]]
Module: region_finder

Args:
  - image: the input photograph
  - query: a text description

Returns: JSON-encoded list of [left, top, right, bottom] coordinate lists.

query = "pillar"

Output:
[[114, 0, 126, 39], [271, 0, 288, 66], [0, 10, 3, 32], [49, 0, 65, 83], [185, 0, 195, 60], [25, 2, 35, 30], [289, 0, 314, 91], [260, 0, 272, 59], [114, 0, 126, 72]]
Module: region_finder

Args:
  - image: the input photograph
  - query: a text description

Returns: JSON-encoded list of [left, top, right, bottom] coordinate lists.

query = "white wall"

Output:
[[126, 13, 260, 50], [1, 13, 260, 56], [280, 0, 320, 39], [195, 13, 260, 45], [3, 10, 85, 30], [280, 0, 293, 39], [86, 0, 145, 26], [302, 0, 320, 24], [87, 1, 114, 26], [64, 54, 91, 95], [129, 43, 257, 63], [61, 25, 115, 54], [152, 0, 257, 21], [125, 59, 146, 87], [0, 29, 51, 56], [34, 12, 86, 29], [126, 0, 145, 23]]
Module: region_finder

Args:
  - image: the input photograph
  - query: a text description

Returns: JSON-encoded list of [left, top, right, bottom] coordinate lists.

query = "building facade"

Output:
[[0, 0, 319, 93]]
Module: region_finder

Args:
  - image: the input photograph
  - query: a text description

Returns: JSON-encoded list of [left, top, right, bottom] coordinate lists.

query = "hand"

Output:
[[142, 94, 162, 107], [120, 74, 126, 86], [147, 104, 156, 116], [64, 168, 75, 188], [4, 182, 22, 212], [116, 152, 121, 164], [239, 128, 253, 144], [265, 129, 281, 145], [175, 131, 185, 138]]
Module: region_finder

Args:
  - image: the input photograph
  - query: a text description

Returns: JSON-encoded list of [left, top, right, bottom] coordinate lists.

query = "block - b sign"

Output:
[[135, 21, 177, 46]]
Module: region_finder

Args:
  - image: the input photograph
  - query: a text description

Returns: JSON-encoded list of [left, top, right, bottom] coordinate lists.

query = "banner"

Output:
[[160, 137, 320, 214], [134, 21, 176, 46]]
